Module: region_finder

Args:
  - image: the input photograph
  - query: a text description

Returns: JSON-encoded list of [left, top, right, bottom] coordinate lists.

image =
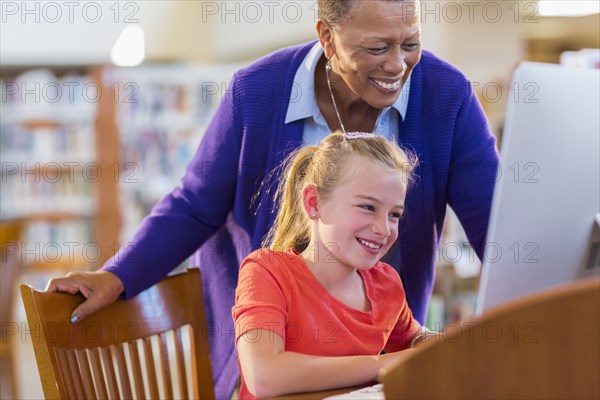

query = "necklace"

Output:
[[325, 59, 382, 134]]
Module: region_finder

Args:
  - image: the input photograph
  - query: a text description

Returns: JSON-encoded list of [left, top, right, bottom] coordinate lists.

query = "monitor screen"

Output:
[[476, 62, 600, 314]]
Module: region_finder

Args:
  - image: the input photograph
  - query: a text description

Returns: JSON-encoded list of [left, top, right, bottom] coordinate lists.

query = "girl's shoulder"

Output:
[[361, 262, 406, 294], [241, 248, 305, 276], [369, 261, 402, 279], [244, 248, 299, 263]]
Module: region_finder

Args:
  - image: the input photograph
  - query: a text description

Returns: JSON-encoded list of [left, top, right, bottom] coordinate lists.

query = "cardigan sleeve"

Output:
[[447, 81, 499, 260], [101, 72, 243, 298]]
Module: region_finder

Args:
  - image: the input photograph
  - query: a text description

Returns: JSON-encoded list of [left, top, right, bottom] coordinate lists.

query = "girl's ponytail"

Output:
[[262, 146, 317, 252]]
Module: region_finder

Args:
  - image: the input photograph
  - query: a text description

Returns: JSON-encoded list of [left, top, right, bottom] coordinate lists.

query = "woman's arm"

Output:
[[46, 72, 243, 324], [237, 329, 408, 399], [447, 81, 499, 259], [102, 71, 243, 298]]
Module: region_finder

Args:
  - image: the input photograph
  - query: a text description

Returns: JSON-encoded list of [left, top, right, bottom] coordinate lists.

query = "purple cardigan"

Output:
[[103, 41, 498, 399]]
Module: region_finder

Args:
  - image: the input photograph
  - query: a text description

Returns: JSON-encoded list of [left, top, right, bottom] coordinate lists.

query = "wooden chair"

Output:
[[20, 268, 215, 400], [384, 278, 600, 400], [1, 220, 23, 399]]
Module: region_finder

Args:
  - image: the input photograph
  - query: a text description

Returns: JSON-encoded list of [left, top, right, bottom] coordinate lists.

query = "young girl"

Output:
[[232, 131, 433, 399]]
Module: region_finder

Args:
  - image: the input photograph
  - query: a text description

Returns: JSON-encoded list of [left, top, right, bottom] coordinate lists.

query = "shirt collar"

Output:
[[285, 42, 410, 124]]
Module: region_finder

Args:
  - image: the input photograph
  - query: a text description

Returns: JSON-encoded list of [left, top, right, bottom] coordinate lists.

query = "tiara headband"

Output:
[[345, 131, 375, 140]]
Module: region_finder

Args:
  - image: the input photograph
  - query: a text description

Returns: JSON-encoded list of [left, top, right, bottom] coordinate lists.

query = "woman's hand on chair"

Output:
[[45, 271, 124, 324]]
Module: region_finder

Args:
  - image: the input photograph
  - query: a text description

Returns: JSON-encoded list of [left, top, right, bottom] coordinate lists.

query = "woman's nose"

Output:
[[383, 48, 407, 76]]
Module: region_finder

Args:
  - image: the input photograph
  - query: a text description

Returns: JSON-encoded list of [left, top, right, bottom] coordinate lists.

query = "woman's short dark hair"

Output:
[[317, 0, 354, 26], [318, 0, 410, 26]]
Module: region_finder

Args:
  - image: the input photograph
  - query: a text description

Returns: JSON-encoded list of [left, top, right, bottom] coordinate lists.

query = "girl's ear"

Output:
[[302, 185, 320, 219], [316, 19, 335, 60]]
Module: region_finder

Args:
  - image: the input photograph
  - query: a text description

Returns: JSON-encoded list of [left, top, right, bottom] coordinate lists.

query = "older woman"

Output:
[[47, 0, 498, 398]]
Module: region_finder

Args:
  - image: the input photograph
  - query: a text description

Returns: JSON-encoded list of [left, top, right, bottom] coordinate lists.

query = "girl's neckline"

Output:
[[286, 249, 375, 314]]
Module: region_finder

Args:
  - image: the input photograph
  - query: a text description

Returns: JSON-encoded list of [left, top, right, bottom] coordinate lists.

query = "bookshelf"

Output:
[[0, 63, 239, 274], [101, 64, 238, 247], [0, 67, 120, 271], [427, 208, 482, 330]]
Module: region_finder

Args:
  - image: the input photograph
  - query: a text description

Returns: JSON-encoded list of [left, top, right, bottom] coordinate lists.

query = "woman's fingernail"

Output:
[[70, 313, 81, 324]]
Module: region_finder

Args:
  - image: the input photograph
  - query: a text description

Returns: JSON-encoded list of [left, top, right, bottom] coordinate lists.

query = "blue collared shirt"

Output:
[[285, 42, 411, 146]]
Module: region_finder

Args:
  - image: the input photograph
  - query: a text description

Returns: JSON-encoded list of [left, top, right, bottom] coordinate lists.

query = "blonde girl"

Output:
[[232, 131, 434, 399]]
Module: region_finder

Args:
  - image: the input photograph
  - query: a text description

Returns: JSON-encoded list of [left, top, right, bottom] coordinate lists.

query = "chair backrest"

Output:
[[383, 278, 600, 400], [20, 268, 215, 400]]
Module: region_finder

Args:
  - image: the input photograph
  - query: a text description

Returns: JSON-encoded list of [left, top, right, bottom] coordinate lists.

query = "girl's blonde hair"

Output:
[[263, 131, 418, 252]]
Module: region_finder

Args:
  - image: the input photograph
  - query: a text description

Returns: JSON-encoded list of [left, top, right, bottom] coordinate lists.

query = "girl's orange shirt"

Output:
[[232, 249, 420, 399]]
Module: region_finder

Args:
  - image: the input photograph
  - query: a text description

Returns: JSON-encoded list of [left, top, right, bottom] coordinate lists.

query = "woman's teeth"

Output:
[[372, 79, 400, 90]]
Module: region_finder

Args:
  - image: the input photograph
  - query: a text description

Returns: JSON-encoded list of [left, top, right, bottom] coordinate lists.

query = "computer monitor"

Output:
[[476, 62, 600, 314]]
